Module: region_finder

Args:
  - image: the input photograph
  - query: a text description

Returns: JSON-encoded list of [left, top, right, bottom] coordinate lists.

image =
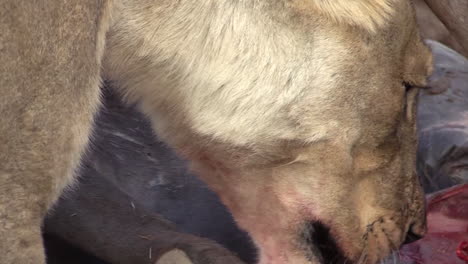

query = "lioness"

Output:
[[0, 1, 434, 264]]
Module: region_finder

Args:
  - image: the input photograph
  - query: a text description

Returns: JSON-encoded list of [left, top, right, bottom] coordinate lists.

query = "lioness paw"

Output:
[[156, 249, 193, 264], [155, 247, 246, 264], [153, 237, 246, 264]]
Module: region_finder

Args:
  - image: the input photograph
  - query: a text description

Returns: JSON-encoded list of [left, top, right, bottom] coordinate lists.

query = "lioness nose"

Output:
[[403, 223, 426, 245]]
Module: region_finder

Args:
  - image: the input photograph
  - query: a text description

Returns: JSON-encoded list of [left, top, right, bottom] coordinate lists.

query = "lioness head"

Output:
[[105, 0, 433, 263]]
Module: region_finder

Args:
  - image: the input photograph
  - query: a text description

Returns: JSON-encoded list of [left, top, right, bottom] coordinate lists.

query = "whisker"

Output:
[[394, 248, 401, 263], [357, 245, 369, 264], [361, 253, 368, 264], [382, 230, 397, 251]]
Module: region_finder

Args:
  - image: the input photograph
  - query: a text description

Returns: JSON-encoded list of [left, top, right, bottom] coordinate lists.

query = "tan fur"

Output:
[[0, 1, 113, 264], [1, 0, 433, 264], [292, 0, 398, 33]]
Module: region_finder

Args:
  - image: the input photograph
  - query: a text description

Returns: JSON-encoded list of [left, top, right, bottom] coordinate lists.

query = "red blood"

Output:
[[398, 184, 468, 264], [457, 241, 468, 262]]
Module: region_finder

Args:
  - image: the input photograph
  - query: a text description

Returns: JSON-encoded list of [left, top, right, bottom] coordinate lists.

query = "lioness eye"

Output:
[[403, 82, 412, 93], [402, 82, 418, 122]]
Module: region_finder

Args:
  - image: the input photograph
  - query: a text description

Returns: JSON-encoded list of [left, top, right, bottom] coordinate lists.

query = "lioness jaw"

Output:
[[2, 0, 465, 264]]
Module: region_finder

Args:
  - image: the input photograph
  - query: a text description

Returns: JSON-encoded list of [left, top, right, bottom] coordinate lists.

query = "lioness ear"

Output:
[[403, 37, 434, 87], [304, 0, 397, 32]]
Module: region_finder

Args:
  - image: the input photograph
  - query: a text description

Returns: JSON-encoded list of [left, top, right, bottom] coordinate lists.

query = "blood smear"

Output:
[[398, 184, 468, 264]]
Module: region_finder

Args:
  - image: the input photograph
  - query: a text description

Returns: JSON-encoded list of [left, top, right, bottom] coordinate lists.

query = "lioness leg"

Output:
[[0, 1, 112, 263]]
